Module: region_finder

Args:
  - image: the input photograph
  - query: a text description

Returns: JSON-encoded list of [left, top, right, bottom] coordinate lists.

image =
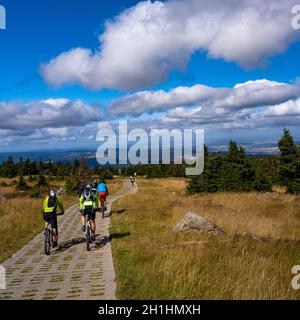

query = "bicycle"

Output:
[[85, 212, 92, 251], [101, 198, 106, 219], [44, 213, 63, 255]]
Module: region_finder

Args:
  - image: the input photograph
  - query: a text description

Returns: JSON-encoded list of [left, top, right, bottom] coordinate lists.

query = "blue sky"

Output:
[[0, 0, 300, 153], [0, 0, 139, 102]]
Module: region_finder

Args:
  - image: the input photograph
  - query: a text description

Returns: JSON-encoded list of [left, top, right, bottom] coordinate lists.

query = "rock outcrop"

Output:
[[172, 212, 225, 236]]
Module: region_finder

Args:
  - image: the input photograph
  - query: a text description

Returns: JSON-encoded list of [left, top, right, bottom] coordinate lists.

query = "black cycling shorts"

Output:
[[43, 212, 58, 229], [81, 206, 96, 220]]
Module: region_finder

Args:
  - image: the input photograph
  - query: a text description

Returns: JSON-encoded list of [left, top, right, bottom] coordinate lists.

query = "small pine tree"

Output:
[[227, 141, 245, 163], [16, 176, 28, 191], [65, 177, 76, 195], [74, 159, 80, 168], [252, 168, 272, 192], [278, 129, 300, 194], [36, 174, 48, 188]]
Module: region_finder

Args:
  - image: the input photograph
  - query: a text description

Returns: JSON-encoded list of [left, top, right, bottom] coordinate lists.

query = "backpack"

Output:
[[47, 196, 57, 209]]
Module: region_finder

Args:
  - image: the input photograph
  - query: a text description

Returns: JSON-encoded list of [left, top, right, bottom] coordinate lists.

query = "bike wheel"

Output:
[[86, 225, 90, 251], [44, 229, 51, 255], [102, 204, 105, 219]]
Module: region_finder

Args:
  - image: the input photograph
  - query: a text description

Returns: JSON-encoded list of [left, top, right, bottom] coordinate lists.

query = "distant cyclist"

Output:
[[96, 179, 109, 211], [129, 176, 135, 187], [80, 185, 97, 241], [43, 190, 64, 247]]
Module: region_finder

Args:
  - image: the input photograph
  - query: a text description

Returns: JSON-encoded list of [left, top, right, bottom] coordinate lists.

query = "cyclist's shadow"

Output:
[[94, 235, 111, 249], [53, 232, 131, 253], [94, 232, 131, 249], [54, 237, 85, 254]]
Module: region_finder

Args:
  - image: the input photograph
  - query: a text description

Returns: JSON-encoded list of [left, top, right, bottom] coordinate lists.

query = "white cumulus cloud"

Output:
[[41, 0, 300, 91]]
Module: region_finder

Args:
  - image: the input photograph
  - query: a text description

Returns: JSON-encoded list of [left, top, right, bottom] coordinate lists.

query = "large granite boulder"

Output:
[[172, 212, 225, 236]]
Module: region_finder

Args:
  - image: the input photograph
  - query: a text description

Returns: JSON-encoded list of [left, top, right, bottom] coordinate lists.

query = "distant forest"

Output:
[[0, 129, 299, 195]]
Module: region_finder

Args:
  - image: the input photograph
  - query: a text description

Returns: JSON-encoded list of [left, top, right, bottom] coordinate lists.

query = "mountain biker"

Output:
[[129, 176, 135, 187], [96, 179, 109, 211], [91, 179, 98, 190], [91, 181, 98, 210], [80, 184, 97, 241], [43, 190, 64, 247]]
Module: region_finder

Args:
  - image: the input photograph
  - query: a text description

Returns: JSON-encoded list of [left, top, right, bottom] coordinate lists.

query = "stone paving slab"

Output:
[[0, 179, 137, 300]]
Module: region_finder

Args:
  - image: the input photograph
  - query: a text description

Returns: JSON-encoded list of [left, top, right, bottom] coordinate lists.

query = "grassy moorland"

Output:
[[0, 177, 122, 263], [110, 178, 300, 300]]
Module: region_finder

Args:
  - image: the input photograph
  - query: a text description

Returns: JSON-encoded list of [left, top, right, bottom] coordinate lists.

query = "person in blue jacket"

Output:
[[96, 179, 109, 210]]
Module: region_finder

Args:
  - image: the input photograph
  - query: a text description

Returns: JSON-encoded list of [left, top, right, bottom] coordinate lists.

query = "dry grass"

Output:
[[107, 178, 123, 194], [111, 178, 300, 300]]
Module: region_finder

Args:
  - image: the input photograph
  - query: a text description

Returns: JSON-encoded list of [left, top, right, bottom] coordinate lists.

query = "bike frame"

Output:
[[44, 221, 53, 255], [44, 212, 62, 255], [101, 198, 105, 218], [85, 211, 93, 251]]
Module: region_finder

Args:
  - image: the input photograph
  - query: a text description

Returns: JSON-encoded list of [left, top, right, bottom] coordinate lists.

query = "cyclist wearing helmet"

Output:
[[90, 180, 98, 208], [96, 179, 109, 211], [91, 179, 98, 191], [80, 184, 97, 241], [129, 176, 135, 187], [43, 190, 64, 247]]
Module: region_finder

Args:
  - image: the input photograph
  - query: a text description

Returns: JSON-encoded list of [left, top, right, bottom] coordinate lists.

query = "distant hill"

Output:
[[0, 149, 97, 166], [0, 144, 280, 167]]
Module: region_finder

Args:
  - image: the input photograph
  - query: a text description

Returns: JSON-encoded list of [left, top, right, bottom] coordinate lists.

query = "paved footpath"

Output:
[[0, 179, 137, 300]]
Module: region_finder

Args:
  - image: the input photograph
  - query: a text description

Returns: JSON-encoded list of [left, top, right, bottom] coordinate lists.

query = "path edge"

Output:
[[102, 179, 138, 300]]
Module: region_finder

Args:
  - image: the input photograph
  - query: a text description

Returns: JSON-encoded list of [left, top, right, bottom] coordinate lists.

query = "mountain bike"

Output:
[[44, 213, 63, 255], [85, 212, 94, 251]]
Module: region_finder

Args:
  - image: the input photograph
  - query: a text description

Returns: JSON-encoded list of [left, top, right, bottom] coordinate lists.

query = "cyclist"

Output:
[[91, 179, 98, 191], [91, 181, 98, 210], [80, 185, 97, 241], [96, 179, 109, 211], [129, 176, 135, 187], [43, 190, 64, 247]]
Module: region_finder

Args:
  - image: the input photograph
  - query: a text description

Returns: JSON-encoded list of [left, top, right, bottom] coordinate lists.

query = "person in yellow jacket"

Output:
[[43, 190, 64, 247], [80, 185, 98, 241]]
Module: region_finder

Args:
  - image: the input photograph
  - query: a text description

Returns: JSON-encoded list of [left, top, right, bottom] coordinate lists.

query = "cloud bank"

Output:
[[109, 79, 300, 115], [0, 98, 102, 131]]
